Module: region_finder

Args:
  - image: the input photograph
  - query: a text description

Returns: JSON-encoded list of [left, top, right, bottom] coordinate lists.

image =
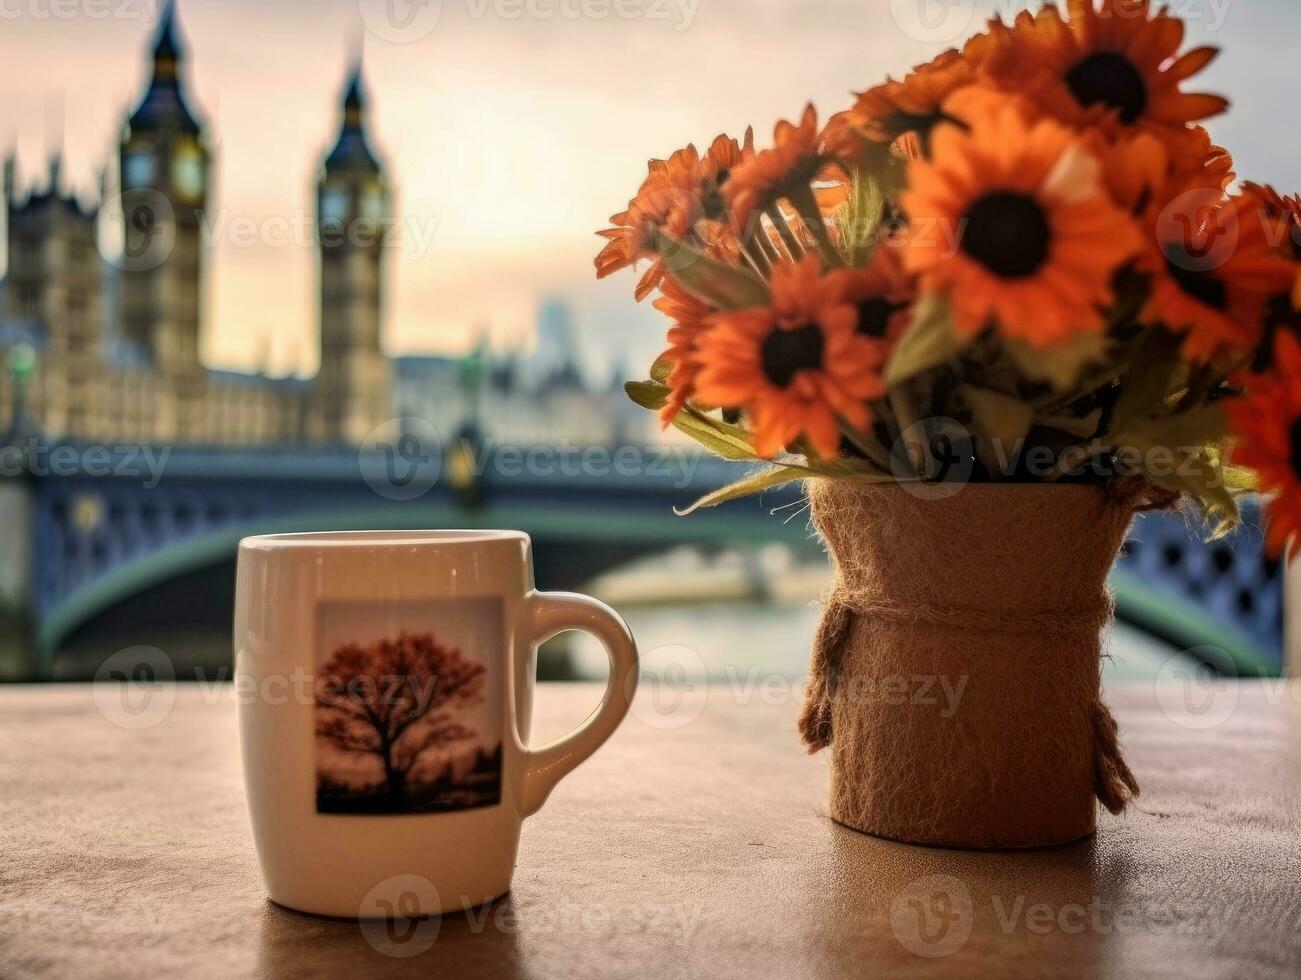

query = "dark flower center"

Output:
[[856, 297, 907, 338], [1065, 51, 1148, 125], [1254, 293, 1301, 372], [961, 192, 1052, 279], [1163, 244, 1229, 310], [1291, 417, 1301, 481], [761, 323, 824, 388]]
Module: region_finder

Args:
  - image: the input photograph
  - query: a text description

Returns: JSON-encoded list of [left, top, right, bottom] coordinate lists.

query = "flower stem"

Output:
[[839, 421, 892, 473], [888, 386, 925, 477], [741, 236, 772, 278], [766, 205, 806, 261], [787, 185, 844, 267], [756, 222, 785, 265]]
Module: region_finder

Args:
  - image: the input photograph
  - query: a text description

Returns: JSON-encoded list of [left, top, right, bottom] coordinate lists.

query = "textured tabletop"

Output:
[[1, 681, 1299, 979]]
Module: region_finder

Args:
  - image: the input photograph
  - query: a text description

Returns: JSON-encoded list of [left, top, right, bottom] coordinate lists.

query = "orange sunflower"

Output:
[[595, 144, 704, 300], [836, 242, 915, 345], [1234, 184, 1301, 372], [597, 133, 754, 301], [653, 277, 716, 426], [1091, 127, 1233, 216], [834, 48, 977, 153], [901, 100, 1140, 346], [977, 0, 1228, 152], [1242, 182, 1301, 261], [700, 131, 753, 221], [724, 104, 825, 231], [1226, 332, 1301, 555], [692, 257, 887, 458], [1142, 189, 1298, 362]]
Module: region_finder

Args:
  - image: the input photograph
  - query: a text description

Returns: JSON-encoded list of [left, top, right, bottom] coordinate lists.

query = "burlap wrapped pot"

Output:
[[798, 478, 1173, 849]]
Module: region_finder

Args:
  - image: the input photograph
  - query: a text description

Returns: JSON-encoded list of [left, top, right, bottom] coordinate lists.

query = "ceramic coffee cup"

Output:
[[235, 529, 639, 918]]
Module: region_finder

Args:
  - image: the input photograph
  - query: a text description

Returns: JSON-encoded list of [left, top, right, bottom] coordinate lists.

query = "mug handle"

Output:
[[520, 591, 639, 816]]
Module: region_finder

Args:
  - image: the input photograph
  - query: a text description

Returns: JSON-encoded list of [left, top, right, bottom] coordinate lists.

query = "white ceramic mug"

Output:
[[234, 529, 639, 918]]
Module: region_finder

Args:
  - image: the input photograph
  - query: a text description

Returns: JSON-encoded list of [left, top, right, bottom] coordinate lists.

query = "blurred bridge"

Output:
[[0, 439, 1283, 678]]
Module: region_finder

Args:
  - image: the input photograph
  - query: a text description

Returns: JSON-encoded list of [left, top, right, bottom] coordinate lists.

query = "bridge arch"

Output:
[[38, 499, 819, 664]]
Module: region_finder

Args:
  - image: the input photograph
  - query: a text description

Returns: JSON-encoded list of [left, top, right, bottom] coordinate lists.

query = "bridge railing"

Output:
[[5, 440, 1284, 678]]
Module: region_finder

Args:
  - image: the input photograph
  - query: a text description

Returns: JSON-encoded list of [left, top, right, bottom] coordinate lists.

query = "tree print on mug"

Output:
[[314, 601, 504, 815]]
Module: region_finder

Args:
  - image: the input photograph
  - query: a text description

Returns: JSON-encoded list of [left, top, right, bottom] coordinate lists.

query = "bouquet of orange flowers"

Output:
[[596, 0, 1301, 553]]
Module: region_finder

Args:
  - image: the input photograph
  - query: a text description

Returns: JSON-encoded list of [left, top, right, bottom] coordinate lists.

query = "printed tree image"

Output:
[[315, 632, 487, 805]]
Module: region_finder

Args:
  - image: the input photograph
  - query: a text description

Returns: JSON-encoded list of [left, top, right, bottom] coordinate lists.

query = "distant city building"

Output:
[[0, 2, 641, 449], [393, 322, 644, 448], [0, 4, 389, 444]]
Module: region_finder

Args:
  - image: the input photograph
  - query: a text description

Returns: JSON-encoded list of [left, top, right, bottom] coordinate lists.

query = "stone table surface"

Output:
[[1, 681, 1299, 980]]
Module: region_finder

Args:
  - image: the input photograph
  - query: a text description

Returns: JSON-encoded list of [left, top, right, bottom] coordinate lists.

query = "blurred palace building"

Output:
[[0, 3, 630, 448]]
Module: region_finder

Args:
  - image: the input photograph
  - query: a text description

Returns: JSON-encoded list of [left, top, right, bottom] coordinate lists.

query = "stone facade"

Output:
[[0, 5, 386, 446]]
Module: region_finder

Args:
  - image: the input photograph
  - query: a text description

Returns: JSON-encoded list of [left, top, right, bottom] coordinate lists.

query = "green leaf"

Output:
[[1005, 332, 1110, 392], [1142, 452, 1239, 537], [1223, 464, 1260, 493], [625, 380, 808, 463], [652, 230, 769, 309], [1108, 327, 1185, 436], [671, 405, 764, 462], [960, 385, 1034, 473], [649, 355, 673, 384], [1112, 406, 1237, 535], [676, 461, 906, 516], [1114, 404, 1227, 450], [625, 379, 668, 412], [675, 465, 809, 515], [802, 456, 900, 480], [884, 293, 968, 385], [836, 166, 886, 267]]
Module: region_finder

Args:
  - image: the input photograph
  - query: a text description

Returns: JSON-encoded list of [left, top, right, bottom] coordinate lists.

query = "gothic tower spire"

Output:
[[129, 0, 201, 137], [118, 0, 210, 439], [315, 50, 391, 444], [324, 51, 381, 175]]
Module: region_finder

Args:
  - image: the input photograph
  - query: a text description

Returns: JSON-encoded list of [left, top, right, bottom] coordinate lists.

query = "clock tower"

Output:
[[118, 0, 209, 438], [315, 57, 391, 444]]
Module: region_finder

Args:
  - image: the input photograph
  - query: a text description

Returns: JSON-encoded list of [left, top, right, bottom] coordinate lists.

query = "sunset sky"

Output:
[[1, 0, 1298, 379]]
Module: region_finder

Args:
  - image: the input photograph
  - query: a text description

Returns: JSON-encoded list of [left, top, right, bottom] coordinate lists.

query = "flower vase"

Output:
[[798, 479, 1161, 849]]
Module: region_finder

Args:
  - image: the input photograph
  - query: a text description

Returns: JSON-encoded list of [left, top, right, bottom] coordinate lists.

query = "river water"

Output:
[[570, 600, 1176, 685]]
